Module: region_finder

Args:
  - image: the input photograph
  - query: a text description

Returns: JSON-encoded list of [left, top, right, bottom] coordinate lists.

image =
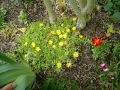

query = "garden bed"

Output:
[[0, 0, 120, 90]]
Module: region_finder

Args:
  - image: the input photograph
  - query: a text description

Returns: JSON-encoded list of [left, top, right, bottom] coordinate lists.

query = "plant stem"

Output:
[[68, 0, 86, 29], [43, 0, 57, 23]]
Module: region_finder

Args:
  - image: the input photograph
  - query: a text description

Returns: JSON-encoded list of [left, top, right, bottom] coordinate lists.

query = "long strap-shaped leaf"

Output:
[[0, 52, 16, 64]]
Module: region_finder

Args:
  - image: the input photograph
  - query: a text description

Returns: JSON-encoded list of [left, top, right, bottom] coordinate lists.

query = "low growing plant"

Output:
[[18, 10, 27, 24], [41, 77, 79, 90], [113, 41, 120, 60], [92, 41, 120, 89], [104, 0, 120, 22], [16, 18, 84, 72], [92, 42, 111, 60]]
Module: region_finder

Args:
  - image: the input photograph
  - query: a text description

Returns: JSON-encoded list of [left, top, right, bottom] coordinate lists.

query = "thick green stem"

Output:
[[68, 0, 86, 29], [43, 0, 57, 23], [82, 0, 96, 15], [78, 0, 87, 10], [82, 0, 96, 22]]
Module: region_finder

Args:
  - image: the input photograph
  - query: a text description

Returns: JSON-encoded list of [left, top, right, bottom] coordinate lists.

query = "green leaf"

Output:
[[111, 12, 120, 22], [104, 1, 113, 11], [0, 52, 16, 64]]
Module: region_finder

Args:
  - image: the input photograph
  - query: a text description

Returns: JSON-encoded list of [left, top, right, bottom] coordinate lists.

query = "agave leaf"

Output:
[[0, 52, 16, 64], [0, 64, 31, 74], [14, 74, 36, 90], [0, 68, 32, 87]]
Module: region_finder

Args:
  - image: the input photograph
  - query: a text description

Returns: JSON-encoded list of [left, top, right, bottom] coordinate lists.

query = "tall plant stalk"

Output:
[[43, 0, 57, 23], [68, 0, 96, 29]]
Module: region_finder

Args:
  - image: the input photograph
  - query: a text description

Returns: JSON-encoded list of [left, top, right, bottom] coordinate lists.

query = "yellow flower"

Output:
[[24, 42, 28, 46], [51, 31, 56, 34], [73, 52, 79, 58], [59, 41, 64, 46], [59, 34, 63, 38], [72, 27, 77, 31], [31, 42, 36, 48], [52, 45, 57, 49], [56, 62, 62, 68], [56, 30, 61, 35], [66, 28, 70, 32], [63, 33, 67, 39], [35, 47, 41, 52], [48, 40, 53, 45], [72, 17, 77, 21], [60, 12, 64, 16], [79, 35, 83, 38], [39, 23, 44, 27], [66, 62, 72, 68]]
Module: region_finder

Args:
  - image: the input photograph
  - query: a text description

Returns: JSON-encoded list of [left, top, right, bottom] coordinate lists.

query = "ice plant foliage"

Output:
[[101, 63, 109, 72]]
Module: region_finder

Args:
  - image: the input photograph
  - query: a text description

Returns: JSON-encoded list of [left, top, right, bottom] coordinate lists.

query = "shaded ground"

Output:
[[0, 1, 120, 90]]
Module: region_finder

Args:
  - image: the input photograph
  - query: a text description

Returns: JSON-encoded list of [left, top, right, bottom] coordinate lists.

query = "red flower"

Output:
[[100, 36, 107, 40], [92, 38, 102, 46]]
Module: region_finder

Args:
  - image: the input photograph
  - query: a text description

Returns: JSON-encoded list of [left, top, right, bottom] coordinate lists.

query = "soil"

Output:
[[0, 1, 120, 90]]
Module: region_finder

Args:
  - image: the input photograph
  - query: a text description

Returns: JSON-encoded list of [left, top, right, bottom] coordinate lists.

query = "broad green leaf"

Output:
[[112, 12, 120, 22], [0, 52, 16, 64]]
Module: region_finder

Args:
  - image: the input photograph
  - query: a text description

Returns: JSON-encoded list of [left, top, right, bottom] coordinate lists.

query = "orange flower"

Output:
[[92, 38, 102, 46], [93, 36, 107, 46], [100, 36, 107, 40]]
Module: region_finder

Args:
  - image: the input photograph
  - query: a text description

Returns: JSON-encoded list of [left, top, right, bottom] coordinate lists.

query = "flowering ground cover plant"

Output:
[[16, 18, 85, 72], [1, 0, 120, 89], [92, 39, 120, 89]]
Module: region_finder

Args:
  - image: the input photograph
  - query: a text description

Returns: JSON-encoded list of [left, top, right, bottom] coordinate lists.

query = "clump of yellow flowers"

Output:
[[66, 28, 70, 32], [48, 40, 53, 45], [31, 42, 36, 48], [59, 41, 64, 46], [66, 62, 72, 68], [56, 30, 61, 35], [73, 52, 79, 58], [72, 17, 77, 22], [79, 35, 83, 39], [62, 33, 67, 39], [31, 42, 41, 52], [72, 27, 77, 31], [52, 45, 57, 49], [56, 62, 62, 69], [35, 47, 41, 52], [59, 41, 67, 47]]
